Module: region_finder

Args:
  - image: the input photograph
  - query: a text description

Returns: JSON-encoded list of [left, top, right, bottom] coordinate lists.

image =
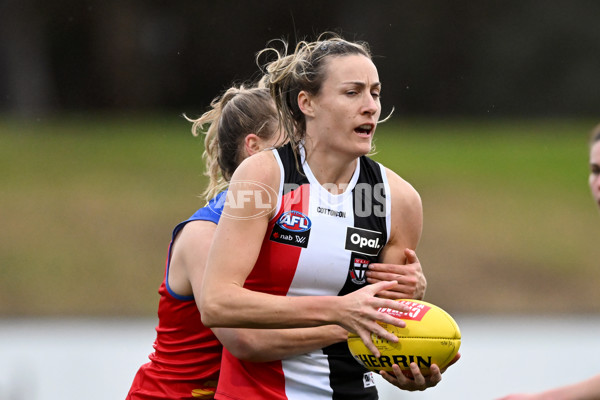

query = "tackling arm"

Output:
[[198, 152, 413, 357], [370, 168, 426, 300]]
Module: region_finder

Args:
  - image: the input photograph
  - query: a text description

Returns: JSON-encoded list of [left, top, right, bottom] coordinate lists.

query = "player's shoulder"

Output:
[[383, 167, 421, 206], [225, 149, 281, 219], [382, 167, 423, 244], [231, 148, 280, 185]]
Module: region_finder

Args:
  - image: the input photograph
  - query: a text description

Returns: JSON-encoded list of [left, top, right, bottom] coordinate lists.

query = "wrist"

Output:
[[329, 325, 350, 342]]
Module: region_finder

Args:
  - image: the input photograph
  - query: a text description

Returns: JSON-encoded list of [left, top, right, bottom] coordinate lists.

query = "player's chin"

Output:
[[352, 138, 373, 156]]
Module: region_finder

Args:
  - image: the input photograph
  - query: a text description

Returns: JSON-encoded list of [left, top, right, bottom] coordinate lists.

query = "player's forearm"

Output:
[[542, 374, 600, 400], [214, 325, 349, 362], [200, 285, 343, 329]]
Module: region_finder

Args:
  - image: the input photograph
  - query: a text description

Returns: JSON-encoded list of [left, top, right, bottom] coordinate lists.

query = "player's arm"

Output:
[[169, 220, 215, 298], [213, 325, 348, 362], [198, 152, 412, 357], [549, 375, 600, 400], [172, 217, 349, 362], [369, 168, 426, 300], [497, 374, 600, 400]]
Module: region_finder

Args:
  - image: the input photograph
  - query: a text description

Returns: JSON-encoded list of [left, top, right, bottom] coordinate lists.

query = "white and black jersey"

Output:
[[216, 142, 392, 400]]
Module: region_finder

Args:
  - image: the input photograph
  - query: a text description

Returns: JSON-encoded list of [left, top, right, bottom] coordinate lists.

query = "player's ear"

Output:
[[244, 133, 261, 156], [297, 91, 315, 117]]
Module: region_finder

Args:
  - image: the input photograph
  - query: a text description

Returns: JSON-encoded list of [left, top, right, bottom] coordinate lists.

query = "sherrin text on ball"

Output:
[[347, 299, 461, 375]]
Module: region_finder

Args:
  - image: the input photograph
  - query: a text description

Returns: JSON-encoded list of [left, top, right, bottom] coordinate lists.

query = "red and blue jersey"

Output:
[[126, 192, 226, 400]]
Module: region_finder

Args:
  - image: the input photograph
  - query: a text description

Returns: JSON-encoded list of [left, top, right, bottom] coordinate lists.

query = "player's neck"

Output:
[[304, 153, 357, 195]]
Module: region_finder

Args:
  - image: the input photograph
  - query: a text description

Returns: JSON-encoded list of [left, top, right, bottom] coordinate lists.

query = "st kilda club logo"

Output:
[[270, 210, 312, 248], [350, 258, 369, 285]]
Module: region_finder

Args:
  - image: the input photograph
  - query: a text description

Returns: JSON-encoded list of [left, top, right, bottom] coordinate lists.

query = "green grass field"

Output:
[[2, 115, 599, 316]]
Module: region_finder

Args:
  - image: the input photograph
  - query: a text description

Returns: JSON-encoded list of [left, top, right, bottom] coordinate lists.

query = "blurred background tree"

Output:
[[1, 0, 599, 118]]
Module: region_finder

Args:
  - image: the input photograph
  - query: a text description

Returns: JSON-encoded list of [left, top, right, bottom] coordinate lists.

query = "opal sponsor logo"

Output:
[[345, 227, 384, 256]]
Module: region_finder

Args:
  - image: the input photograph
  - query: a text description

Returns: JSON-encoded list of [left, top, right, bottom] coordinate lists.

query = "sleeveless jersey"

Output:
[[215, 143, 392, 400], [126, 192, 226, 400]]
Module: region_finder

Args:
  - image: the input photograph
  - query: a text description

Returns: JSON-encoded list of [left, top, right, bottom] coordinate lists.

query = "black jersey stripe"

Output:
[[325, 155, 388, 400]]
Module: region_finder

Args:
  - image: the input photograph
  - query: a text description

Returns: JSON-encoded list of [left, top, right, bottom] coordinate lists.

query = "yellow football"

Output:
[[347, 299, 461, 375]]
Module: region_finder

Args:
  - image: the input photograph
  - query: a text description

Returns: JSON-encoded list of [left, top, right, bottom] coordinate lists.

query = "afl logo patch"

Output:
[[276, 210, 311, 232], [270, 210, 312, 248]]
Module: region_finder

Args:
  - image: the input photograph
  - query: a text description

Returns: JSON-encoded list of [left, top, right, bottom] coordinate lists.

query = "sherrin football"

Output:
[[347, 299, 461, 375]]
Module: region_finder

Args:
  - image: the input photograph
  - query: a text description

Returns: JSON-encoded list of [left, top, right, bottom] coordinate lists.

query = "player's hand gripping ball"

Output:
[[347, 299, 461, 376]]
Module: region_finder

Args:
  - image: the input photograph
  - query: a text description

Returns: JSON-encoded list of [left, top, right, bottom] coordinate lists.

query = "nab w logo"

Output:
[[271, 210, 311, 248], [277, 211, 312, 232]]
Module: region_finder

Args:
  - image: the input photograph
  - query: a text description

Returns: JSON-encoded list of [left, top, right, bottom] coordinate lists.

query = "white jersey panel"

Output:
[[281, 351, 333, 400], [285, 153, 360, 297], [286, 190, 355, 297]]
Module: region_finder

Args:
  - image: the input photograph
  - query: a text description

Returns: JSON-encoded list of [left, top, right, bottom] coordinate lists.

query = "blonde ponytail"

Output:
[[186, 85, 279, 203]]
